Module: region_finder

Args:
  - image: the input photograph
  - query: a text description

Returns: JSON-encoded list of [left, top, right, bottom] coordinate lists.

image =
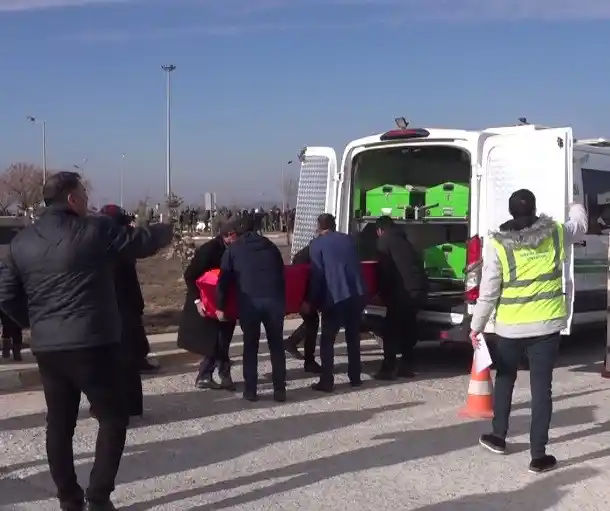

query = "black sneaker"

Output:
[[479, 434, 507, 454], [529, 455, 557, 473]]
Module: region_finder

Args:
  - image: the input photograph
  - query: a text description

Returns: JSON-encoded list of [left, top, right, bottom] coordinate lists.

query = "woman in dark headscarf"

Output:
[[100, 204, 146, 417]]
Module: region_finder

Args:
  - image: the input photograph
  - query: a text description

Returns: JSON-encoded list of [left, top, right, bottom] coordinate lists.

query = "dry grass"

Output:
[[139, 252, 186, 335]]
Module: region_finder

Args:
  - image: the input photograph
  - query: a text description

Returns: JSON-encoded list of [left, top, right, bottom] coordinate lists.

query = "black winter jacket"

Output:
[[217, 232, 285, 310], [376, 228, 428, 303], [0, 205, 173, 353]]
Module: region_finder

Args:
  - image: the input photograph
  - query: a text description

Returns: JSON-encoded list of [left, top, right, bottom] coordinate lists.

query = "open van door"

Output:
[[291, 146, 339, 260], [482, 127, 574, 334]]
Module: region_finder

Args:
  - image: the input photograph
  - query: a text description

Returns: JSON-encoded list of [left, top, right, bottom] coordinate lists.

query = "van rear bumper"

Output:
[[361, 305, 471, 343]]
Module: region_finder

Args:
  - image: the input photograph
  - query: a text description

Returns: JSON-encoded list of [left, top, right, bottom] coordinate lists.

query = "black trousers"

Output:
[[133, 318, 150, 359], [199, 321, 236, 377], [0, 311, 22, 346], [490, 332, 560, 458], [286, 312, 319, 362], [36, 345, 129, 506], [382, 302, 420, 367], [240, 299, 286, 393], [319, 297, 363, 384]]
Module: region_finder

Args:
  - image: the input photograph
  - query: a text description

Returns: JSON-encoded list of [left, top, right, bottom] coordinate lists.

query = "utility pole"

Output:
[[161, 64, 176, 201], [120, 152, 126, 208], [27, 116, 47, 185]]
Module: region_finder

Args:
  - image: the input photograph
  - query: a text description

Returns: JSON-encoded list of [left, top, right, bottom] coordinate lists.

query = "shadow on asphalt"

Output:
[[0, 402, 419, 508], [107, 400, 606, 510], [1, 387, 608, 509], [406, 467, 599, 511]]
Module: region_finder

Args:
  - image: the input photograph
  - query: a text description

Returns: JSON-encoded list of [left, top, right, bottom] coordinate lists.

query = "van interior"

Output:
[[349, 145, 472, 295]]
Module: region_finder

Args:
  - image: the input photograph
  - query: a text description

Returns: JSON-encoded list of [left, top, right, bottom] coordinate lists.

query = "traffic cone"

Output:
[[459, 360, 494, 419]]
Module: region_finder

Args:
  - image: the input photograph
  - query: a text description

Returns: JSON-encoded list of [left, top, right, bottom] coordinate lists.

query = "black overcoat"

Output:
[[177, 236, 235, 356]]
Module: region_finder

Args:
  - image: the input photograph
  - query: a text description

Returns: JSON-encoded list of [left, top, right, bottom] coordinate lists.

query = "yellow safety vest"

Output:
[[491, 224, 566, 325]]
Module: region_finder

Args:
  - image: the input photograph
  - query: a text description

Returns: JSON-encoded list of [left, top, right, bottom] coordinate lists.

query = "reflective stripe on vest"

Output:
[[491, 224, 566, 325]]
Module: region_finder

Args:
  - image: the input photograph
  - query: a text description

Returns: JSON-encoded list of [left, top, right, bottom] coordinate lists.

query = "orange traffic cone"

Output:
[[459, 360, 494, 419]]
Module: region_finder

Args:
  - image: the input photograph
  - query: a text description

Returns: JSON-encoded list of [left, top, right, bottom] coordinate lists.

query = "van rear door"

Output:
[[291, 147, 339, 260], [481, 127, 575, 334]]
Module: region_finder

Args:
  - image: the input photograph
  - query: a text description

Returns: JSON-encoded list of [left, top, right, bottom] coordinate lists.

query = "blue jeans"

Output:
[[490, 332, 560, 458], [319, 297, 364, 384]]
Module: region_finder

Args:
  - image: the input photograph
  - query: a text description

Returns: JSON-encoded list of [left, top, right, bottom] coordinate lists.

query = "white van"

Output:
[[291, 123, 610, 341]]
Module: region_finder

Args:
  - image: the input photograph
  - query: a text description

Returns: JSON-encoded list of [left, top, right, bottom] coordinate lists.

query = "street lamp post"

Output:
[[281, 160, 293, 234], [161, 64, 176, 202], [120, 153, 126, 208], [281, 160, 293, 213], [27, 116, 47, 185]]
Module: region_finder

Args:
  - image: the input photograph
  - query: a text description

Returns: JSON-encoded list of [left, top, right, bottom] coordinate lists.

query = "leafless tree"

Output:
[[3, 163, 44, 211], [0, 177, 14, 215]]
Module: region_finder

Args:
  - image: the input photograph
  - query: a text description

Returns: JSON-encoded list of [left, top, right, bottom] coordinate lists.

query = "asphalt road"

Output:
[[1, 330, 610, 510]]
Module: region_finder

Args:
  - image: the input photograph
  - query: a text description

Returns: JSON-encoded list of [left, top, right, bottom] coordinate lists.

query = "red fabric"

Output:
[[196, 269, 238, 319], [197, 261, 378, 320]]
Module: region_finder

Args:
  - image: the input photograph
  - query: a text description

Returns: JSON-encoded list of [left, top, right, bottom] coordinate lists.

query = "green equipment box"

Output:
[[423, 243, 467, 280], [425, 182, 469, 218], [365, 184, 426, 218]]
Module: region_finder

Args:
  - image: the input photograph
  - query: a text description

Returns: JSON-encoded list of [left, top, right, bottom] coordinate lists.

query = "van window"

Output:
[[582, 168, 610, 234]]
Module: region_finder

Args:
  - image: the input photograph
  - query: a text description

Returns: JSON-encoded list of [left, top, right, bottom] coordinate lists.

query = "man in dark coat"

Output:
[[216, 216, 287, 402], [100, 204, 148, 417], [302, 213, 365, 393], [374, 215, 428, 380], [0, 172, 172, 511], [177, 220, 238, 390], [283, 242, 321, 374]]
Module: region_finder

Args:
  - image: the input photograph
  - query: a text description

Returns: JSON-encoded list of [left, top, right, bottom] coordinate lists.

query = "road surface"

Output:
[[1, 331, 610, 510]]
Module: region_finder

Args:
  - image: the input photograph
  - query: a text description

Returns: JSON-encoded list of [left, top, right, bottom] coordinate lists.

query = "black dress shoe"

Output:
[[219, 375, 237, 391], [12, 348, 23, 362], [350, 379, 363, 387], [397, 360, 415, 378], [60, 499, 85, 511], [273, 389, 287, 402], [284, 339, 304, 360], [242, 390, 259, 402], [86, 500, 116, 511], [139, 359, 160, 374], [303, 360, 322, 374], [311, 381, 334, 393], [195, 376, 221, 390]]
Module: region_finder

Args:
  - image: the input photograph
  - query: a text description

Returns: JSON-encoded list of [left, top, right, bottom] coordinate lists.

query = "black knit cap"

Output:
[[508, 189, 536, 219]]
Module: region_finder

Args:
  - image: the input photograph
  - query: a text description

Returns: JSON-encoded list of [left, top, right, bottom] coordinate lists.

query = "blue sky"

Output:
[[1, 0, 610, 208]]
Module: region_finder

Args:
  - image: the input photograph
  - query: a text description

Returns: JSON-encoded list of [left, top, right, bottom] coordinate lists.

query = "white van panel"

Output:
[[480, 127, 574, 334], [291, 147, 338, 259]]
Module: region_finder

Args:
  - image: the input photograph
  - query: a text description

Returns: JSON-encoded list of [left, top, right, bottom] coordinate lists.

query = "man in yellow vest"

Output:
[[470, 189, 587, 473]]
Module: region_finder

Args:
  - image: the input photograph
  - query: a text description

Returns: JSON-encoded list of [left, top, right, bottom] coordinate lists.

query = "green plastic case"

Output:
[[423, 242, 467, 280], [365, 184, 426, 218], [425, 182, 469, 218]]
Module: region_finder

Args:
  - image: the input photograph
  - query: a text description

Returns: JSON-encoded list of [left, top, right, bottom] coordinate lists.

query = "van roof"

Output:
[[346, 124, 610, 152]]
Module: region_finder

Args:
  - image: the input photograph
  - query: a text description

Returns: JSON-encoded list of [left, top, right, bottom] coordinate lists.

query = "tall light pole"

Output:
[[27, 116, 47, 185], [120, 153, 126, 208], [161, 64, 176, 201], [281, 160, 293, 213]]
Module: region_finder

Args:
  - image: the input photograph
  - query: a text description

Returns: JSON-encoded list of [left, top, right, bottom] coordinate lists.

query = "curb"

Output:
[[0, 320, 306, 393]]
